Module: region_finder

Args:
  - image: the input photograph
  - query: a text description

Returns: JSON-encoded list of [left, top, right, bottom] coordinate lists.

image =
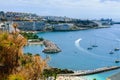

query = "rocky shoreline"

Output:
[[42, 40, 61, 53]]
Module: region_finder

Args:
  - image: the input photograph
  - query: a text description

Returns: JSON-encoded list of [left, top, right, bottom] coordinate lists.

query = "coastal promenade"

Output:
[[58, 66, 120, 76], [56, 76, 87, 80]]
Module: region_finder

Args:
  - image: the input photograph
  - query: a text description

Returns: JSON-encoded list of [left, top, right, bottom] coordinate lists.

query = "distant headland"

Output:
[[0, 11, 118, 32]]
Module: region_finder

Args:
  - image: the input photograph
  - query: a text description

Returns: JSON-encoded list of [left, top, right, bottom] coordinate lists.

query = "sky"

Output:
[[0, 0, 120, 20]]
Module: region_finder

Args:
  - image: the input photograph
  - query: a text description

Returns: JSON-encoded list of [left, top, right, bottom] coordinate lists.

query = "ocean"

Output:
[[24, 24, 120, 80]]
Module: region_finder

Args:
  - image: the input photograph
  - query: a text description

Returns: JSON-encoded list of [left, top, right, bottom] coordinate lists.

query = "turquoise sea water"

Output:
[[24, 25, 120, 80]]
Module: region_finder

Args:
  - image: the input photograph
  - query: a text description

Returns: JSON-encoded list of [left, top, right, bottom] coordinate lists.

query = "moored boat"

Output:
[[115, 60, 120, 63], [87, 47, 93, 50], [109, 51, 114, 54], [114, 48, 120, 51], [92, 45, 98, 47]]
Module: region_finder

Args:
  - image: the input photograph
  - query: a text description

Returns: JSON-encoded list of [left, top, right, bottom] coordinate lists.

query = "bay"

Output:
[[24, 24, 120, 80]]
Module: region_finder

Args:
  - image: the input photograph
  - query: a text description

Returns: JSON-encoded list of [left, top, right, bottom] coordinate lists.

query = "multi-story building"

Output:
[[0, 22, 15, 33], [17, 21, 46, 31], [53, 23, 75, 31], [0, 11, 40, 21]]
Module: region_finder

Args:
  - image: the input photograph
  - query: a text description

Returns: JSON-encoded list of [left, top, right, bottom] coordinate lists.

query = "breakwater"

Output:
[[58, 66, 120, 76], [42, 40, 61, 53]]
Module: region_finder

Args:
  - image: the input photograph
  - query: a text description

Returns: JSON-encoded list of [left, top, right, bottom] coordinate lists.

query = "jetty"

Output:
[[58, 66, 120, 76], [42, 40, 61, 53]]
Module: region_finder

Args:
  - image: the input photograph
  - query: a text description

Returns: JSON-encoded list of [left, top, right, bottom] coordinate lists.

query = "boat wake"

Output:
[[75, 38, 114, 61]]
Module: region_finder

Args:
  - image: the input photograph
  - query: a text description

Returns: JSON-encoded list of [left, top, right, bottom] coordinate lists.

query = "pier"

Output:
[[58, 66, 120, 76]]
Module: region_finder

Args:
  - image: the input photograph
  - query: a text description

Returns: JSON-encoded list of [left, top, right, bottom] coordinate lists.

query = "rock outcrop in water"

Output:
[[42, 40, 61, 53]]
